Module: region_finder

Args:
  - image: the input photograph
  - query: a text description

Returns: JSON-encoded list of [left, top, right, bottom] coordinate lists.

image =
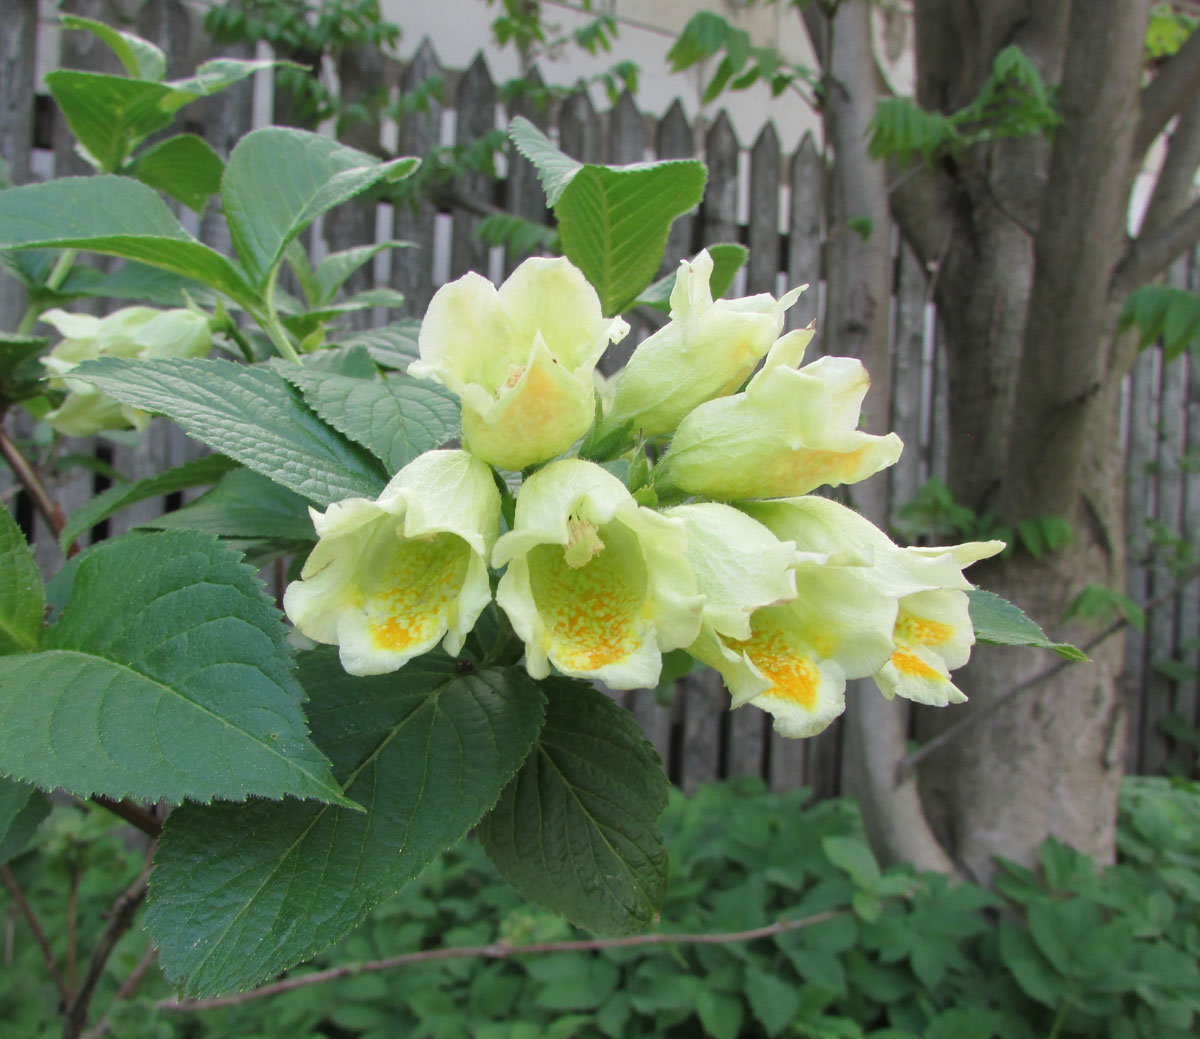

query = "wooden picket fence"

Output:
[[2, 0, 1198, 794]]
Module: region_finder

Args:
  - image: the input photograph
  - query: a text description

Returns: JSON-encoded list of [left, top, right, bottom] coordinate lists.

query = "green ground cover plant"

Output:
[[4, 775, 1198, 1039]]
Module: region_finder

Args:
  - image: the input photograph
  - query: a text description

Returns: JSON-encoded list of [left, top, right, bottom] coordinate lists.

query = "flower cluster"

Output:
[[40, 307, 212, 436], [285, 253, 1003, 737]]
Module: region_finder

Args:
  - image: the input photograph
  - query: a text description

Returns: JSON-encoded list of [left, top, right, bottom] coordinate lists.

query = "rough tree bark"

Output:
[[812, 0, 1200, 880]]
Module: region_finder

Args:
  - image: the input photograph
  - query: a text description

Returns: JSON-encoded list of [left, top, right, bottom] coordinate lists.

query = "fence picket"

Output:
[[701, 111, 739, 248], [747, 122, 780, 295], [450, 53, 496, 279], [393, 38, 443, 317], [787, 132, 823, 334]]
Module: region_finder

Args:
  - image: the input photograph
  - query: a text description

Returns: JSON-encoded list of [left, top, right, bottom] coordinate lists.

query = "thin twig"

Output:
[[1, 864, 69, 1005], [80, 943, 159, 1039], [62, 857, 153, 1039], [67, 867, 81, 996], [89, 796, 162, 840], [160, 908, 844, 1013], [0, 426, 76, 552], [896, 563, 1200, 783]]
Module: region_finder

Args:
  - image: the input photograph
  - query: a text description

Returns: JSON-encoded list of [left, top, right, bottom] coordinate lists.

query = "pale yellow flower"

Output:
[[41, 307, 211, 436], [600, 249, 805, 438], [493, 459, 704, 688], [409, 257, 628, 470], [654, 329, 903, 501], [283, 449, 500, 676]]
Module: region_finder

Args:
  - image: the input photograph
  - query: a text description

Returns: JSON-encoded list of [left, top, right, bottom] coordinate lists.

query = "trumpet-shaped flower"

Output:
[[654, 329, 903, 501], [493, 459, 704, 688], [600, 250, 806, 438], [742, 496, 1004, 708], [283, 449, 500, 676], [41, 307, 211, 436], [409, 257, 629, 470]]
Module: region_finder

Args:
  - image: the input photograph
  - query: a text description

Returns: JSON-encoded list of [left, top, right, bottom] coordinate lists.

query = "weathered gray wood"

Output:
[[928, 320, 951, 483], [657, 100, 695, 272], [627, 688, 672, 772], [746, 122, 780, 295], [558, 89, 603, 164], [197, 37, 254, 256], [326, 44, 387, 329], [768, 727, 807, 792], [890, 243, 927, 527], [701, 111, 739, 248], [805, 717, 843, 802], [502, 64, 549, 281], [450, 52, 496, 279], [393, 38, 443, 318], [727, 704, 766, 779], [1177, 348, 1200, 773], [1123, 344, 1158, 771], [787, 132, 823, 333], [0, 0, 36, 332], [1145, 337, 1188, 775], [608, 90, 644, 165], [135, 0, 198, 79], [679, 668, 726, 793]]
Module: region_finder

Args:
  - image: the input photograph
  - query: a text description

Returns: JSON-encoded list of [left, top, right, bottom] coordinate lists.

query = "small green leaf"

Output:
[[0, 505, 43, 655], [0, 176, 261, 309], [745, 967, 801, 1037], [822, 836, 882, 888], [131, 134, 225, 213], [279, 363, 461, 473], [55, 260, 218, 308], [967, 589, 1087, 661], [667, 11, 730, 71], [335, 320, 422, 371], [62, 15, 166, 81], [147, 650, 546, 997], [60, 454, 239, 549], [478, 678, 669, 935], [0, 777, 51, 866], [0, 333, 48, 406], [222, 127, 418, 286], [556, 160, 707, 315], [168, 58, 286, 99], [696, 988, 745, 1039], [144, 467, 315, 544], [315, 241, 411, 305], [508, 116, 584, 206], [70, 357, 386, 506], [0, 531, 346, 806]]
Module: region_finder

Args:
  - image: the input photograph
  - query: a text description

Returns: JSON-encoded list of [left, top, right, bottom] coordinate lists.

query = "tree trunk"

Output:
[[821, 0, 1200, 878]]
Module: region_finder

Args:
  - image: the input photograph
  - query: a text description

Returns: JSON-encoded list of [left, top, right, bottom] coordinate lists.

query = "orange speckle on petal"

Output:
[[731, 627, 819, 711], [891, 648, 942, 679], [364, 532, 471, 653], [896, 614, 954, 647]]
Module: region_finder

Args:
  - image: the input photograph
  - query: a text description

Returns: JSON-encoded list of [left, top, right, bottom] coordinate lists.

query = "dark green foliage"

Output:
[[8, 776, 1198, 1038], [868, 46, 1059, 165], [1120, 284, 1200, 363]]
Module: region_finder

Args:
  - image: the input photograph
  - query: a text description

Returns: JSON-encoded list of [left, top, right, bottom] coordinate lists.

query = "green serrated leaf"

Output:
[[132, 134, 225, 214], [0, 504, 43, 654], [0, 176, 261, 309], [278, 363, 460, 473], [146, 649, 546, 997], [334, 320, 421, 371], [822, 836, 882, 888], [69, 357, 386, 506], [62, 15, 167, 81], [967, 588, 1087, 661], [55, 259, 218, 308], [0, 777, 51, 866], [45, 71, 190, 173], [315, 241, 411, 305], [168, 58, 286, 98], [0, 333, 48, 405], [556, 161, 707, 315], [222, 127, 418, 286], [60, 454, 239, 549], [145, 467, 315, 543], [508, 116, 584, 207], [478, 678, 669, 935], [0, 531, 345, 806]]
